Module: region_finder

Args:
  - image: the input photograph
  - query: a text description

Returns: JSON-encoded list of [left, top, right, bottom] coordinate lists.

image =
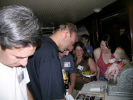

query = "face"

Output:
[[60, 31, 77, 52], [100, 40, 110, 53], [0, 45, 36, 68], [81, 37, 88, 44], [67, 44, 74, 52], [62, 50, 69, 56], [59, 50, 69, 59], [74, 46, 84, 59]]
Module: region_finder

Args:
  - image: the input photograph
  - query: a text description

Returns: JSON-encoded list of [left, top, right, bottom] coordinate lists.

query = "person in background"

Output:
[[27, 23, 77, 100], [119, 27, 131, 60], [0, 5, 42, 100], [81, 34, 93, 56], [59, 45, 76, 95], [93, 34, 130, 81], [72, 42, 97, 98]]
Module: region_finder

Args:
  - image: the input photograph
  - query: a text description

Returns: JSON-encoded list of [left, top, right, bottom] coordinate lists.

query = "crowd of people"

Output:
[[0, 5, 130, 100]]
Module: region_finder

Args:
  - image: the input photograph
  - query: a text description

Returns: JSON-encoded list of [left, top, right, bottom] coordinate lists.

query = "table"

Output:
[[81, 81, 133, 100]]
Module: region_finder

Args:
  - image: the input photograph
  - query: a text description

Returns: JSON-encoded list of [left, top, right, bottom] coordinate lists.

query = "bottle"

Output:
[[64, 82, 69, 92], [62, 69, 68, 83], [62, 69, 69, 93]]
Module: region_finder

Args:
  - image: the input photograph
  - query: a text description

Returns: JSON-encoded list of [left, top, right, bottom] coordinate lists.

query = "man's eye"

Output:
[[16, 57, 24, 59], [71, 44, 74, 46]]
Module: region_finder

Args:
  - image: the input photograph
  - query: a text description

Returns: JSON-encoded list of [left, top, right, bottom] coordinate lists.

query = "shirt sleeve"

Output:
[[68, 55, 76, 74]]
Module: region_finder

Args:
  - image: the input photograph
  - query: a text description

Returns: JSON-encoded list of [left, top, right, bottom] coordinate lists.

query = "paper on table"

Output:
[[90, 87, 100, 92], [81, 81, 107, 92]]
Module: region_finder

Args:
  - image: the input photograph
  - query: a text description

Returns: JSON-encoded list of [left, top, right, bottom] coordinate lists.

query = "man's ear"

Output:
[[0, 45, 2, 50], [64, 30, 70, 39]]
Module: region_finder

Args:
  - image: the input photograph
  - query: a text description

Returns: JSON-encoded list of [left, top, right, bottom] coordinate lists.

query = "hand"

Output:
[[67, 85, 73, 94]]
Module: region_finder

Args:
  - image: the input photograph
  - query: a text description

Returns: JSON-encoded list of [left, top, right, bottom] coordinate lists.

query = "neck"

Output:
[[105, 49, 111, 54], [49, 33, 60, 47], [76, 58, 82, 65], [84, 42, 88, 47], [77, 57, 82, 61]]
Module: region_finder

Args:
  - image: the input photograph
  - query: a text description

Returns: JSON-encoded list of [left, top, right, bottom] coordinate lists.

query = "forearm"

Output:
[[96, 66, 100, 81], [68, 73, 76, 94], [27, 86, 34, 100], [70, 73, 76, 87]]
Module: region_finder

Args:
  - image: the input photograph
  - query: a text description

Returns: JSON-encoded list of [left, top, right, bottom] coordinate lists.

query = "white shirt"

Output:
[[0, 63, 30, 100]]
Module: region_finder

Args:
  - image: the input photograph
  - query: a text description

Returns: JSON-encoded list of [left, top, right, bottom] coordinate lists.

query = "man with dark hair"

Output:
[[0, 5, 42, 100], [81, 34, 93, 56], [27, 23, 77, 100]]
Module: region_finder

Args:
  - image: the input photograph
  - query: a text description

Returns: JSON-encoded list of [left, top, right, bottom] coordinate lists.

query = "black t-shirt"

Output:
[[27, 36, 65, 100]]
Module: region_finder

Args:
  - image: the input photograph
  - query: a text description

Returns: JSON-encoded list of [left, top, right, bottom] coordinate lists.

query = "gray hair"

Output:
[[0, 5, 42, 50]]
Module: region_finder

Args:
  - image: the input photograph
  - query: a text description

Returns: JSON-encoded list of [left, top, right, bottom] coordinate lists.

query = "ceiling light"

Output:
[[93, 8, 102, 13]]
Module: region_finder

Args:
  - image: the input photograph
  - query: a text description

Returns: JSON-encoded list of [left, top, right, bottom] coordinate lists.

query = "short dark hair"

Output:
[[81, 34, 90, 41], [101, 34, 116, 53], [0, 5, 42, 50]]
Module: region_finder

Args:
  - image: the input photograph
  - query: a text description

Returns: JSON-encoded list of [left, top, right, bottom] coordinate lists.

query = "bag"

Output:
[[65, 92, 74, 100], [105, 59, 125, 80]]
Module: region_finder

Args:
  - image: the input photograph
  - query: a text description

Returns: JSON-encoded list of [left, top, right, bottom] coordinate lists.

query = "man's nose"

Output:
[[19, 58, 28, 67], [67, 46, 72, 50]]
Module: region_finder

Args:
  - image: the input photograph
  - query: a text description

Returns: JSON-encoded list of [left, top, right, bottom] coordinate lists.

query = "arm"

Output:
[[88, 58, 97, 72], [96, 65, 100, 81], [115, 47, 130, 62], [90, 45, 93, 57], [27, 86, 34, 100], [93, 48, 100, 81], [68, 73, 76, 94]]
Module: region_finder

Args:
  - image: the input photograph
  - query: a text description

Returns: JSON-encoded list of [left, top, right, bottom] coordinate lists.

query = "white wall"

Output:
[[77, 26, 89, 41]]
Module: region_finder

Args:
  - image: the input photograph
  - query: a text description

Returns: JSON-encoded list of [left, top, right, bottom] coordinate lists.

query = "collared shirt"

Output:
[[60, 54, 76, 75], [27, 36, 65, 100]]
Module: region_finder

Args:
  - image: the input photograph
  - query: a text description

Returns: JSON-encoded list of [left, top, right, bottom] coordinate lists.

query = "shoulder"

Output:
[[89, 45, 93, 48], [114, 47, 125, 57], [37, 37, 57, 53], [87, 45, 93, 49], [115, 47, 125, 53], [88, 57, 95, 63], [114, 47, 127, 59], [35, 45, 53, 56], [93, 47, 101, 53], [68, 53, 73, 58], [87, 57, 96, 71], [93, 48, 101, 56], [63, 54, 73, 59]]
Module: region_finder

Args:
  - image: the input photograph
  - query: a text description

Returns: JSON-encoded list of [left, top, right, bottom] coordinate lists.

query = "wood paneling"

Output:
[[129, 6, 133, 55]]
